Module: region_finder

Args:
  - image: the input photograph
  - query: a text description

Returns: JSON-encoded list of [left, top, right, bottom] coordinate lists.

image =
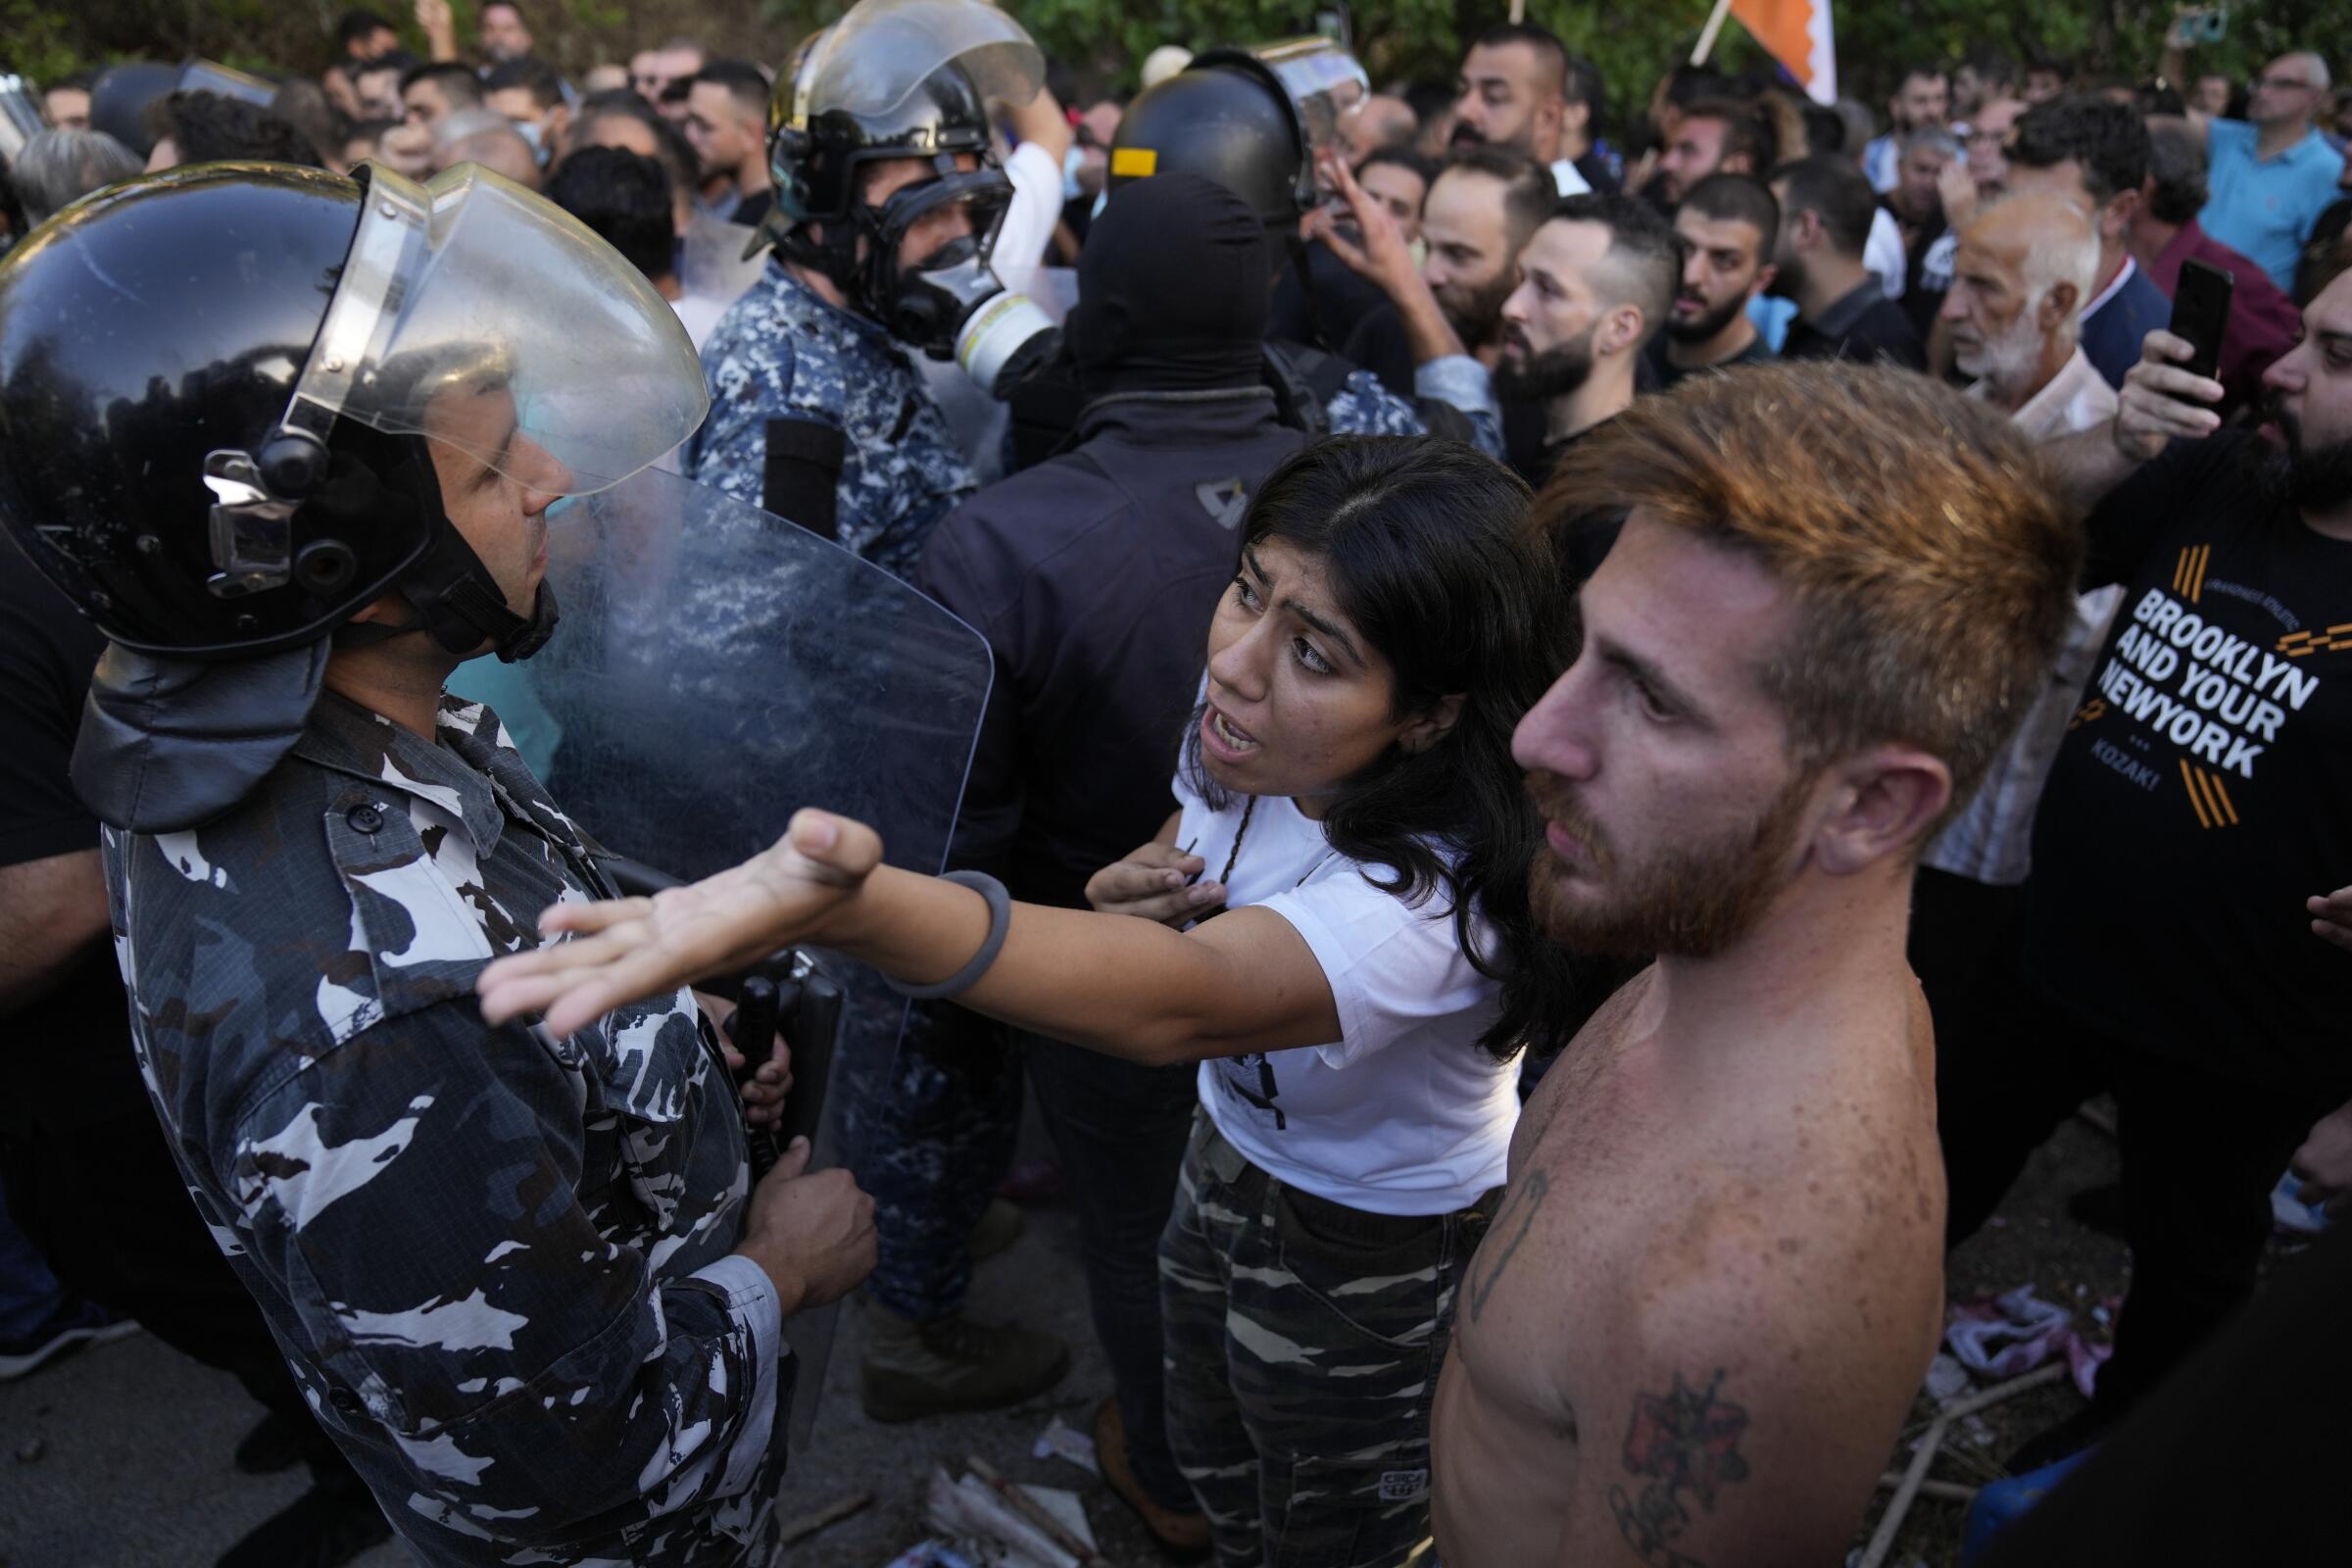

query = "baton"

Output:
[[722, 977, 786, 1181], [777, 964, 844, 1451]]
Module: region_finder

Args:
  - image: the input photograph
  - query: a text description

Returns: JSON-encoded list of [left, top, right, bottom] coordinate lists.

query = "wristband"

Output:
[[884, 870, 1012, 1000]]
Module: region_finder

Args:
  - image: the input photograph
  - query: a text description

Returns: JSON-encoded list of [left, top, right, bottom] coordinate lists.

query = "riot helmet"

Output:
[[0, 161, 706, 830], [0, 161, 706, 665], [1106, 39, 1371, 232], [764, 0, 1058, 393]]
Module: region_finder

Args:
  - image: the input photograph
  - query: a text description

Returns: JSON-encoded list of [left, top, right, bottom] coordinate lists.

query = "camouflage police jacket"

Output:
[[689, 263, 979, 583], [1325, 357, 1505, 461], [104, 693, 788, 1568]]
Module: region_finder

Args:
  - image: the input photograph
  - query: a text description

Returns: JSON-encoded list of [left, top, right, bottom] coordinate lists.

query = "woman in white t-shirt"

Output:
[[479, 438, 1591, 1567]]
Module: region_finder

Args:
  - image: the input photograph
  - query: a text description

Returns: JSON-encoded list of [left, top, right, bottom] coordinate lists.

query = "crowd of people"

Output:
[[2, 3, 2350, 1567]]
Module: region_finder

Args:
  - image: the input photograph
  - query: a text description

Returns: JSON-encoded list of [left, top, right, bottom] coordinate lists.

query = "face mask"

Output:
[[513, 119, 546, 164], [864, 169, 1060, 395], [1061, 142, 1087, 204]]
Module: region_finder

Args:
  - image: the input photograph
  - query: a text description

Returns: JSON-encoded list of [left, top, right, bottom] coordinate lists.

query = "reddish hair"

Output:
[[1544, 362, 2081, 828]]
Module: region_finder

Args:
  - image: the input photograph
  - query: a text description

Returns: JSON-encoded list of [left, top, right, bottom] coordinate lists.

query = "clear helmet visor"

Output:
[[1237, 38, 1371, 178], [799, 0, 1044, 122], [291, 165, 709, 498]]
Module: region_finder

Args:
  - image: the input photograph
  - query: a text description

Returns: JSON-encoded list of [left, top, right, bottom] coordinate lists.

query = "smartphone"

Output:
[[2170, 257, 2233, 384]]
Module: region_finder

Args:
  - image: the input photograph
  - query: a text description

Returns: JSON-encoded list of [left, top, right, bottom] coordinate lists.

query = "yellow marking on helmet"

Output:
[[1110, 147, 1158, 177]]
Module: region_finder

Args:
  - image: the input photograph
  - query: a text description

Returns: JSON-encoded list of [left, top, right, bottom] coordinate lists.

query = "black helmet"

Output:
[[766, 55, 1009, 321], [770, 54, 993, 228], [0, 166, 426, 659], [1107, 50, 1314, 230], [0, 162, 704, 664], [2, 162, 706, 830]]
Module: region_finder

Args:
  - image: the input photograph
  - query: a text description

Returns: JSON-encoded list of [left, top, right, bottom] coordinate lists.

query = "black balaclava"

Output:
[[1069, 172, 1271, 396]]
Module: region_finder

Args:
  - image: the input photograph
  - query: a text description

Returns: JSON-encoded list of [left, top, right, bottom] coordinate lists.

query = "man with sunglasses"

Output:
[[2201, 52, 2347, 292]]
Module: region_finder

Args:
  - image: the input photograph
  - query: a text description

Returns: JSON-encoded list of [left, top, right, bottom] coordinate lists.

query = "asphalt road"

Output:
[[0, 1107, 2137, 1568]]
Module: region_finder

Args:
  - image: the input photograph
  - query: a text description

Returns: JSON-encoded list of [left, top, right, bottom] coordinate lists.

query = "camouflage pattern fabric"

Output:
[[832, 1001, 1023, 1322], [1158, 1111, 1495, 1568], [1323, 367, 1428, 441], [105, 693, 788, 1568], [688, 263, 978, 583], [1327, 364, 1504, 461]]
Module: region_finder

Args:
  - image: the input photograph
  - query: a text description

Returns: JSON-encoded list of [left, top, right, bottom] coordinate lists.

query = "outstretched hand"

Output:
[[479, 809, 884, 1040]]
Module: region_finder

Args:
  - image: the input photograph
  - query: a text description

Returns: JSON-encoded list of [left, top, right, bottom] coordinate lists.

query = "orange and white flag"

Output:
[[1731, 0, 1837, 105]]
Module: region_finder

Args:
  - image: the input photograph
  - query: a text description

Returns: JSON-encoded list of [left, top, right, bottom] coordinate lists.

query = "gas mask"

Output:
[[858, 164, 1058, 396]]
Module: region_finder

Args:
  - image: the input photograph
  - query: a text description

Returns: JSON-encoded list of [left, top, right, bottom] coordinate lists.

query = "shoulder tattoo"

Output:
[[1606, 1367, 1751, 1568]]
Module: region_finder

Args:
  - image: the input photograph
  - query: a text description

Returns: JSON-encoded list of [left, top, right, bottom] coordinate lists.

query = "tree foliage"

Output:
[[8, 0, 2346, 137]]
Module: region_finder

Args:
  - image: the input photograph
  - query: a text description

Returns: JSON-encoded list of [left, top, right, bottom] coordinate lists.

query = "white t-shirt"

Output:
[[1170, 766, 1518, 1216]]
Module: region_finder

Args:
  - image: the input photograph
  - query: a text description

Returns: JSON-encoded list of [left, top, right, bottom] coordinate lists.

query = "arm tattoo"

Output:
[[1466, 1167, 1548, 1323], [1606, 1368, 1751, 1568]]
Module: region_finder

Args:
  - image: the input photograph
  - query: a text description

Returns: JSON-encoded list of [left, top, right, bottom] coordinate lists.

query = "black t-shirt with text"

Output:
[[2024, 431, 2352, 1089]]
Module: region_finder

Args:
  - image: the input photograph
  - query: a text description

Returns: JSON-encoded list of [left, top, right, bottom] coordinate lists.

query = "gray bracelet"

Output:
[[884, 870, 1012, 1000]]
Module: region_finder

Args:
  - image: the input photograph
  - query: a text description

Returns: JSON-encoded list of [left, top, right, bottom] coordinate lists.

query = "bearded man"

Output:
[[1432, 362, 2082, 1565]]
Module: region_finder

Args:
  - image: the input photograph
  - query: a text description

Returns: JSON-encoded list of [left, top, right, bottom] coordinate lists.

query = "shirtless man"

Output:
[[1433, 362, 2082, 1566]]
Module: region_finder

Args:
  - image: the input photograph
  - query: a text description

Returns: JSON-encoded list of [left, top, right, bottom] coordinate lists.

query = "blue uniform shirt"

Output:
[[690, 264, 978, 583]]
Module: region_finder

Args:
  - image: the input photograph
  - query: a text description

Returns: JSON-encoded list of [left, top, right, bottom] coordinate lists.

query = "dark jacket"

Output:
[[915, 392, 1307, 908]]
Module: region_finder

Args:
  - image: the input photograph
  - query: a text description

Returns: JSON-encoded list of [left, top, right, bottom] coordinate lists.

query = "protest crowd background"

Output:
[[2, 0, 2350, 1564]]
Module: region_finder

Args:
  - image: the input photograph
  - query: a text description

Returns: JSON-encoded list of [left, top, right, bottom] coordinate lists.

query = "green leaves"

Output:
[[15, 0, 2343, 137]]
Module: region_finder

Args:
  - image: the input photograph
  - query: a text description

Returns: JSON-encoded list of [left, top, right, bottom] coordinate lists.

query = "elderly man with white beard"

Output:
[[1912, 187, 2120, 1274], [1938, 190, 2109, 433]]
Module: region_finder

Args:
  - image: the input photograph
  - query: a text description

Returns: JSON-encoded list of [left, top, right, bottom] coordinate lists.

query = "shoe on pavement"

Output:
[[234, 1409, 308, 1475], [215, 1472, 391, 1568], [966, 1198, 1025, 1262], [1093, 1396, 1210, 1560], [860, 1306, 1069, 1423], [0, 1299, 140, 1381]]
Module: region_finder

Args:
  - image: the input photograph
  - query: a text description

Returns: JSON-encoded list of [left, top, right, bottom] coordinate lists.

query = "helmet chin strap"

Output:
[[325, 439, 561, 663], [333, 523, 559, 663], [777, 216, 866, 313]]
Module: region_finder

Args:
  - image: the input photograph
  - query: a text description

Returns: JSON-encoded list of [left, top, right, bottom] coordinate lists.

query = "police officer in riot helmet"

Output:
[[1010, 43, 1502, 470], [687, 0, 1059, 582], [0, 161, 877, 1568]]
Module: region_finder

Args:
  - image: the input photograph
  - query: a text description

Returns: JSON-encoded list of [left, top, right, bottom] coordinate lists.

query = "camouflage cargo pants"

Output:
[[1158, 1110, 1497, 1568]]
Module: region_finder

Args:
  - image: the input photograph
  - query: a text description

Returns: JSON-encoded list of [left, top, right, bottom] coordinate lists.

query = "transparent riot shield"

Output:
[[514, 466, 992, 1446]]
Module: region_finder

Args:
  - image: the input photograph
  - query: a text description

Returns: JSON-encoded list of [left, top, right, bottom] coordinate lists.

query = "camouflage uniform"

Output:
[[106, 692, 789, 1568], [688, 262, 979, 583], [1159, 1112, 1498, 1568], [1323, 358, 1505, 462]]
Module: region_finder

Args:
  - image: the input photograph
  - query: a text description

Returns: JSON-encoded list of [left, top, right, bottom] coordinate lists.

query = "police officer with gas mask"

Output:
[[0, 161, 877, 1568], [687, 0, 1061, 582]]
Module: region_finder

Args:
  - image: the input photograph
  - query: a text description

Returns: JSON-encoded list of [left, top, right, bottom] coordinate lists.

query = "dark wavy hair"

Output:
[[1182, 435, 1590, 1059]]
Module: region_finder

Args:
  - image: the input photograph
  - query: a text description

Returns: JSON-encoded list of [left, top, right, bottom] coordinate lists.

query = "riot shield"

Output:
[[515, 466, 992, 1446]]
